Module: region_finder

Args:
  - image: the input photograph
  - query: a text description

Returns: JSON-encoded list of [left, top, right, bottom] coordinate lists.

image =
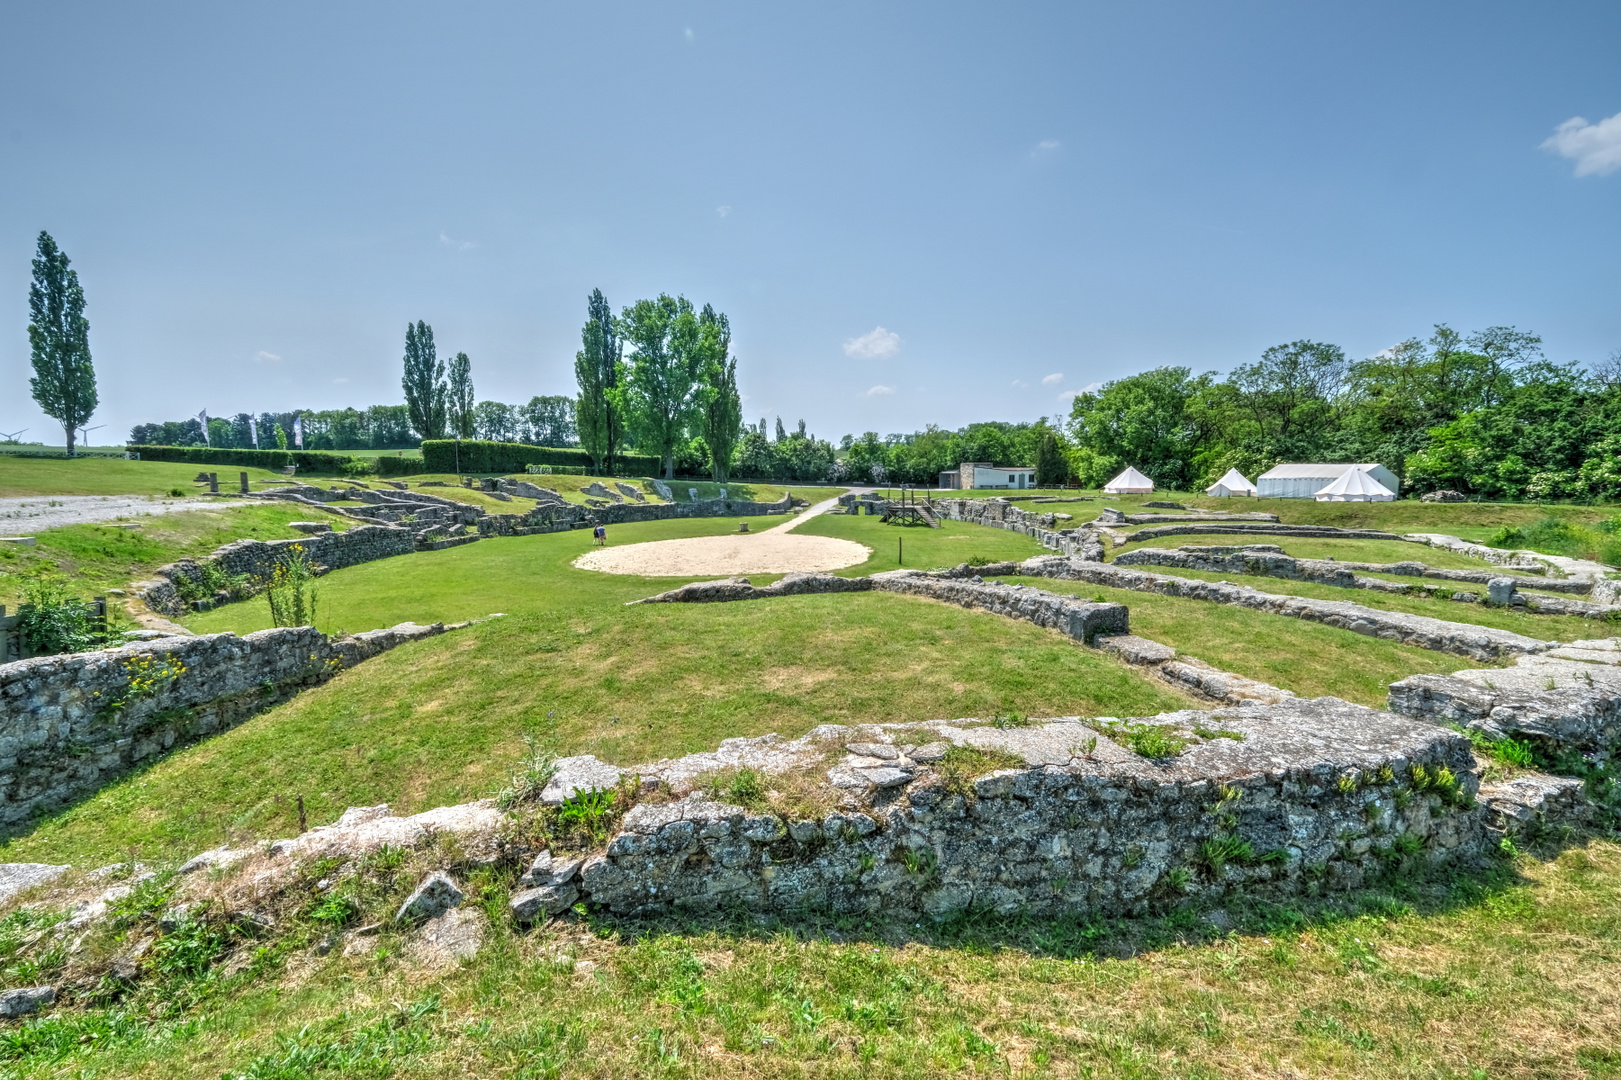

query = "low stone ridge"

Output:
[[638, 570, 1128, 646], [1126, 523, 1406, 543], [540, 756, 625, 805], [1097, 507, 1279, 525], [1016, 556, 1556, 661], [395, 871, 465, 922], [0, 621, 459, 824], [577, 697, 1486, 919], [139, 524, 417, 616], [1389, 646, 1621, 755], [1113, 546, 1606, 616], [915, 497, 1106, 561], [1477, 773, 1590, 834], [0, 863, 70, 904], [0, 986, 54, 1018]]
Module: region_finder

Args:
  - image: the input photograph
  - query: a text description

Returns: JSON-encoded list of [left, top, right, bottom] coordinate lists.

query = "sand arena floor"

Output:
[[572, 496, 870, 576]]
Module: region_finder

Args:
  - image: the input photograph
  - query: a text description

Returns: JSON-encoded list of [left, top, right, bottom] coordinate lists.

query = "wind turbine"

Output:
[[77, 424, 106, 447], [0, 428, 26, 442]]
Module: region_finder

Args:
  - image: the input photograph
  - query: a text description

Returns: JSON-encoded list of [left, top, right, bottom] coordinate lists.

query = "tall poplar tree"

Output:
[[27, 232, 98, 454], [574, 289, 623, 474], [698, 304, 742, 482], [620, 294, 704, 480], [447, 351, 475, 439], [401, 321, 446, 440]]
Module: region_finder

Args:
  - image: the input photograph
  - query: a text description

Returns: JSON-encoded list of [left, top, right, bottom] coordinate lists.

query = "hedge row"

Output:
[[127, 445, 357, 472], [420, 440, 663, 476]]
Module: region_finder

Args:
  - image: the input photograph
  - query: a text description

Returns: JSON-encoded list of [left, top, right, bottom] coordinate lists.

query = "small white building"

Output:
[[939, 463, 1035, 490], [1256, 463, 1400, 499], [1314, 467, 1395, 502], [1103, 466, 1155, 494], [1205, 468, 1257, 497]]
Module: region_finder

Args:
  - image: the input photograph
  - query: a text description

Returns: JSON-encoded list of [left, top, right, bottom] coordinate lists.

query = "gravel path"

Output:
[[0, 495, 252, 533], [573, 497, 871, 577]]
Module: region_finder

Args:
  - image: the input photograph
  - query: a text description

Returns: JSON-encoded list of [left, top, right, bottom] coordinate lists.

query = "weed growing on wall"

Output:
[[262, 547, 319, 628]]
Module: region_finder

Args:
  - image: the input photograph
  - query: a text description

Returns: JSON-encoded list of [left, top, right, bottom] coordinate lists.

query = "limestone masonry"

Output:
[[0, 621, 459, 824]]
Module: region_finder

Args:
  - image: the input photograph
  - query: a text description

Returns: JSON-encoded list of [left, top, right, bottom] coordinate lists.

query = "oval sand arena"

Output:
[[573, 496, 871, 577]]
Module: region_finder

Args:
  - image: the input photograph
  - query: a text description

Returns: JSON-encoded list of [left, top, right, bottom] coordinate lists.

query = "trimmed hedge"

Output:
[[420, 440, 663, 476], [128, 445, 354, 473]]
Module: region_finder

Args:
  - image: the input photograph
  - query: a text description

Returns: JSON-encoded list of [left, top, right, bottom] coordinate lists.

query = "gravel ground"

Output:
[[574, 497, 871, 576], [0, 495, 253, 534]]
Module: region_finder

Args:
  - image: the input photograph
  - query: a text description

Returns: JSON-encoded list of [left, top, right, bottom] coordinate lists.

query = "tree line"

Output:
[[1061, 328, 1621, 499]]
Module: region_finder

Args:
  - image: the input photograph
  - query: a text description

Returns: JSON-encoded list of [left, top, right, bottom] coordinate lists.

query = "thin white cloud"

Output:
[[439, 231, 476, 251], [253, 351, 282, 364], [844, 327, 901, 359], [866, 385, 895, 396], [332, 377, 350, 385], [684, 26, 694, 42], [1010, 379, 1029, 389], [1041, 372, 1064, 386], [1035, 138, 1060, 152], [1542, 111, 1621, 177], [1077, 381, 1102, 395], [715, 205, 731, 218], [1058, 391, 1079, 401]]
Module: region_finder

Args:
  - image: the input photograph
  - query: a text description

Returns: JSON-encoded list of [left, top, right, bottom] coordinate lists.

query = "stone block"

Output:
[[394, 872, 464, 923]]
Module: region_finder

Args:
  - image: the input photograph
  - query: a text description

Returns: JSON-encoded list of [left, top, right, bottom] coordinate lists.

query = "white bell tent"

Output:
[[1205, 468, 1257, 497], [1314, 467, 1395, 502], [1102, 466, 1155, 494]]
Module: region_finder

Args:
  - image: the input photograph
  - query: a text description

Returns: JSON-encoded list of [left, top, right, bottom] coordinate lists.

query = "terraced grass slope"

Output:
[[2, 514, 1199, 868]]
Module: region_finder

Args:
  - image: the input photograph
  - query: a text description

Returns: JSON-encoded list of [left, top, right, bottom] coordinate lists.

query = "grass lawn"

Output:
[[0, 504, 355, 609], [1083, 564, 1599, 643], [1008, 575, 1478, 703], [0, 515, 1192, 868], [942, 487, 1621, 534], [9, 840, 1620, 1079], [795, 511, 1051, 574], [0, 457, 296, 498], [1109, 532, 1500, 570]]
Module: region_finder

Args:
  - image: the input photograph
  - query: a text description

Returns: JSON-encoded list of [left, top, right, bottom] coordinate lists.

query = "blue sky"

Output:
[[2, 1, 1618, 445]]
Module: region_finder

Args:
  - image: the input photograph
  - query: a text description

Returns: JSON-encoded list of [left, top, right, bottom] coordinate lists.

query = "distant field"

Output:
[[0, 504, 352, 608], [0, 457, 295, 497]]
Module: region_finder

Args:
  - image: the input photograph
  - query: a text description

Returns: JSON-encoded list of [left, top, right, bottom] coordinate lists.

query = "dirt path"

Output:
[[0, 495, 252, 533], [573, 497, 871, 577]]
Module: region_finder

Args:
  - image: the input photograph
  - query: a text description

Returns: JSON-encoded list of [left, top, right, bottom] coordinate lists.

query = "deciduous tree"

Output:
[[620, 294, 704, 480]]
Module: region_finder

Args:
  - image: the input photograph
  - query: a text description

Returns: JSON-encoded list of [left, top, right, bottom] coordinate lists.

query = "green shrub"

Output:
[[420, 439, 662, 477], [1100, 720, 1190, 759], [127, 445, 355, 474], [16, 579, 99, 656], [340, 457, 378, 478]]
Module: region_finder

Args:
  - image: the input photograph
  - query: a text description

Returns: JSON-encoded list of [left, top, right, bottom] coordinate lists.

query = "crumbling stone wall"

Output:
[[1015, 556, 1555, 662], [637, 570, 1128, 646], [0, 622, 451, 825], [576, 698, 1486, 919], [479, 492, 796, 538], [139, 526, 415, 617]]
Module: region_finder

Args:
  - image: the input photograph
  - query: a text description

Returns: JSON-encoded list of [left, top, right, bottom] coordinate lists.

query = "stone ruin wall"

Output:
[[0, 621, 450, 826], [576, 701, 1487, 920]]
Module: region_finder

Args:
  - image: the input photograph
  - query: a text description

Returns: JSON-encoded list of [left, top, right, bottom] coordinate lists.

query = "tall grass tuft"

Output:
[[262, 547, 319, 628]]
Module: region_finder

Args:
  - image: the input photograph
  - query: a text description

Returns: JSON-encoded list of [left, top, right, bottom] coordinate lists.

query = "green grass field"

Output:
[[7, 461, 1621, 1079], [0, 504, 354, 609], [1108, 531, 1501, 570]]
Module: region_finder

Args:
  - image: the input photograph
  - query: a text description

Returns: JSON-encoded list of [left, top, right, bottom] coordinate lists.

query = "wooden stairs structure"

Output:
[[879, 488, 941, 528]]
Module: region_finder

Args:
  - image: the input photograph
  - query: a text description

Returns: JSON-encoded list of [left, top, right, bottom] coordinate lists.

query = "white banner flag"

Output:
[[197, 409, 210, 446], [293, 414, 304, 449], [248, 416, 258, 449]]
